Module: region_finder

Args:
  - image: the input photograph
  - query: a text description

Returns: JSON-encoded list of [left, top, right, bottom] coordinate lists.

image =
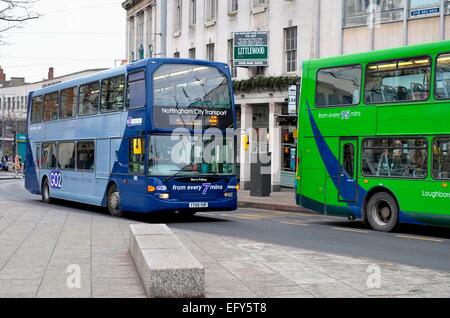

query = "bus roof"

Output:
[[30, 58, 229, 97], [307, 40, 450, 69]]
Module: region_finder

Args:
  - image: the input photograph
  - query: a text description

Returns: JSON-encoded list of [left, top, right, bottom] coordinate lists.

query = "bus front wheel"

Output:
[[366, 192, 398, 232], [107, 184, 123, 217], [42, 179, 51, 204]]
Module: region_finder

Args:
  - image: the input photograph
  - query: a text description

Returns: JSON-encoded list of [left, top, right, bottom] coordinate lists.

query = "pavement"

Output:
[[0, 172, 20, 180], [1, 179, 450, 298], [238, 188, 305, 213]]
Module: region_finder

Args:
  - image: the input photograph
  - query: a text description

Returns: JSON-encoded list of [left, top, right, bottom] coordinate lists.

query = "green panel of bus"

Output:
[[296, 40, 450, 232]]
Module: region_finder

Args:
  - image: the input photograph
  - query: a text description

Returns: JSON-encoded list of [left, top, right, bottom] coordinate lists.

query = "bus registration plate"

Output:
[[189, 202, 208, 209]]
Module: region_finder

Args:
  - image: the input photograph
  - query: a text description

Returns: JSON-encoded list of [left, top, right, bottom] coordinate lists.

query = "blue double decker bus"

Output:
[[24, 58, 238, 217]]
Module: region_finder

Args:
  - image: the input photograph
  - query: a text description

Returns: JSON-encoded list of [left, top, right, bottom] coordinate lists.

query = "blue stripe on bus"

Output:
[[306, 100, 365, 218]]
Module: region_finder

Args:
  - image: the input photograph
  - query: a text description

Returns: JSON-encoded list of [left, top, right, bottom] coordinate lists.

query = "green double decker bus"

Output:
[[296, 40, 450, 232]]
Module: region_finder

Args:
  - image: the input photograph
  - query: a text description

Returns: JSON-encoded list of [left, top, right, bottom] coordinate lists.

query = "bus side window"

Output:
[[127, 71, 146, 109], [101, 75, 126, 113], [77, 141, 95, 171], [31, 96, 43, 123], [129, 138, 145, 174]]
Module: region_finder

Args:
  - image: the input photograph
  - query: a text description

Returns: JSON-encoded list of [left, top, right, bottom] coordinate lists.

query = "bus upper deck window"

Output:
[[436, 54, 450, 100], [127, 71, 146, 109], [31, 96, 43, 123]]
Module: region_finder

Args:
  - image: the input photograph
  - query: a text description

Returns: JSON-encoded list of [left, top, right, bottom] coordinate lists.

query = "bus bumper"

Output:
[[124, 195, 238, 214]]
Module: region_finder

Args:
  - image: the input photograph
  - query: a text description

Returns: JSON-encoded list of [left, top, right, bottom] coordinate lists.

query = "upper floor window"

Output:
[[253, 0, 266, 8], [189, 47, 196, 59], [436, 53, 450, 100], [205, 0, 218, 22], [60, 87, 77, 119], [228, 39, 237, 78], [79, 82, 100, 116], [127, 71, 146, 109], [206, 43, 215, 61], [31, 96, 43, 123], [189, 0, 197, 26], [365, 57, 431, 104], [316, 65, 362, 107], [229, 0, 239, 13], [410, 0, 441, 8], [101, 75, 125, 113], [174, 0, 182, 33], [343, 0, 404, 28], [43, 92, 59, 122], [284, 26, 298, 73]]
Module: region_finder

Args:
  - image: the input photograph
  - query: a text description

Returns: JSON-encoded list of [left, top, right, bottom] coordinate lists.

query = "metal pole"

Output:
[[1, 94, 4, 157]]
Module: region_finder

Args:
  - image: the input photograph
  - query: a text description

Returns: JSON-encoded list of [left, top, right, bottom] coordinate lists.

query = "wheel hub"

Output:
[[375, 201, 392, 225], [110, 191, 120, 210]]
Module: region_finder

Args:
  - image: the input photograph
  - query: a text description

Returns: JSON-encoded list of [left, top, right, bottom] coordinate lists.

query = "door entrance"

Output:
[[338, 138, 358, 202]]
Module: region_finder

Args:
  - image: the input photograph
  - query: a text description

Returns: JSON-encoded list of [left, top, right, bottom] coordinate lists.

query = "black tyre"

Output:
[[42, 178, 51, 204], [366, 192, 398, 232], [107, 184, 123, 217]]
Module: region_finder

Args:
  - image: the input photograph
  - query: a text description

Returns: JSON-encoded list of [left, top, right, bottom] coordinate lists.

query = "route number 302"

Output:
[[50, 171, 62, 189]]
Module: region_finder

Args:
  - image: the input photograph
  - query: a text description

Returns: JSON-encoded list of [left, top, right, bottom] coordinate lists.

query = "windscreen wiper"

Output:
[[164, 165, 195, 182]]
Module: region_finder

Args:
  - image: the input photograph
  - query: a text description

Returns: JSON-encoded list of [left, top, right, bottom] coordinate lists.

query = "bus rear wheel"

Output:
[[107, 184, 123, 217], [42, 178, 51, 204], [366, 192, 398, 232]]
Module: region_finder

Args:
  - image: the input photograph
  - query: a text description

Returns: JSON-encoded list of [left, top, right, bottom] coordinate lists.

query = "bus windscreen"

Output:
[[152, 64, 234, 130]]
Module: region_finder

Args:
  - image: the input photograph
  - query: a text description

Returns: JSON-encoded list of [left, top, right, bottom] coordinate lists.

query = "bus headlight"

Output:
[[159, 193, 170, 200], [224, 192, 234, 198]]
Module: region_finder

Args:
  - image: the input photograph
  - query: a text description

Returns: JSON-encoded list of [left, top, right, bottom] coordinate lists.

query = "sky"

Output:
[[0, 0, 126, 83]]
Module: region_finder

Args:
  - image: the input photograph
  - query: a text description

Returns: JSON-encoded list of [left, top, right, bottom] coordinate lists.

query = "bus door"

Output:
[[121, 137, 147, 210], [338, 138, 358, 202], [35, 143, 41, 175]]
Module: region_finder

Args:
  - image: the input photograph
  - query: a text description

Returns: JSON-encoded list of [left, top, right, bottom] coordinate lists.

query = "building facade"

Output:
[[0, 68, 105, 157], [123, 0, 450, 190]]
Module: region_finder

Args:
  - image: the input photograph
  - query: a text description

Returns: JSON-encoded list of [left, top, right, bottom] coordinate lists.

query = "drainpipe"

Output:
[[160, 0, 167, 57]]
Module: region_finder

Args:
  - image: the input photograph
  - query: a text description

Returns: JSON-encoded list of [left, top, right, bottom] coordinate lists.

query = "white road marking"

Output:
[[395, 234, 444, 243], [332, 227, 369, 234], [280, 221, 310, 227]]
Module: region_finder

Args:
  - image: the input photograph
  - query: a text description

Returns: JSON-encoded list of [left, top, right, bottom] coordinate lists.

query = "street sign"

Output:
[[288, 85, 297, 115], [410, 7, 440, 18], [234, 31, 268, 67]]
